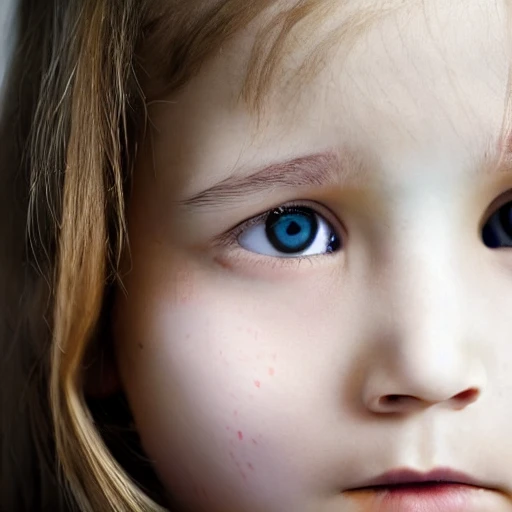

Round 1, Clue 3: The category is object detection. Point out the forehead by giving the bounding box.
[147,0,512,191]
[246,1,511,164]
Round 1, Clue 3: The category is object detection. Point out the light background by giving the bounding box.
[0,0,18,103]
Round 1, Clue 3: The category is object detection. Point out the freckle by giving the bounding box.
[201,487,208,499]
[233,410,238,417]
[229,451,235,459]
[185,334,190,340]
[247,463,254,470]
[268,367,274,376]
[237,430,244,441]
[254,380,261,388]
[225,426,231,431]
[272,353,277,360]
[137,343,143,350]
[251,438,258,445]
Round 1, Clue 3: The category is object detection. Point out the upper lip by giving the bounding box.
[349,467,490,490]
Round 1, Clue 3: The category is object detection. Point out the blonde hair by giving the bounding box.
[0,0,386,510]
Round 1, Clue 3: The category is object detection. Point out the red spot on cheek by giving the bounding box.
[237,431,244,441]
[268,367,274,376]
[254,380,261,388]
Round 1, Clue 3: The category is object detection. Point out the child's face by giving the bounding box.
[113,1,512,511]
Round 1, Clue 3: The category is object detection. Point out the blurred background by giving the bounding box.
[0,0,17,101]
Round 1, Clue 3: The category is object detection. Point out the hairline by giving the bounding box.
[141,1,397,116]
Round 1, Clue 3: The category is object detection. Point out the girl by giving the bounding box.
[2,0,512,510]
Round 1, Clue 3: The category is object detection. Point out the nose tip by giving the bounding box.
[366,386,481,414]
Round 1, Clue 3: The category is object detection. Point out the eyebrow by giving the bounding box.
[179,151,343,210]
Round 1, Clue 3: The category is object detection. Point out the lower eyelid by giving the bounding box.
[212,246,329,274]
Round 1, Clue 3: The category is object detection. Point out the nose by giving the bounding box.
[360,232,486,415]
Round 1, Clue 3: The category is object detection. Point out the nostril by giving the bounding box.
[384,395,402,403]
[380,394,415,406]
[453,388,479,403]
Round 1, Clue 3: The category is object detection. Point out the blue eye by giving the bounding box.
[482,201,512,248]
[238,206,341,257]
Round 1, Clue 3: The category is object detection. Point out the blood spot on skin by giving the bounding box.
[237,430,244,441]
[268,367,275,376]
[254,380,261,388]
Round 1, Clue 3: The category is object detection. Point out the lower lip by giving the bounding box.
[346,483,487,512]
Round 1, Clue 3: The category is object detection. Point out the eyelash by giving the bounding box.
[215,201,343,266]
[214,191,512,270]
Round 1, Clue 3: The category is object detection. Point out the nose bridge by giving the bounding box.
[385,211,461,344]
[362,200,486,411]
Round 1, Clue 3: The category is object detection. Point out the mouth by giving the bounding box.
[348,467,488,491]
[343,467,507,512]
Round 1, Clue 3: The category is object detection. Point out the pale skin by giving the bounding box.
[113,1,512,511]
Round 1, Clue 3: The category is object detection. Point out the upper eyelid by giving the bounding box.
[218,200,343,244]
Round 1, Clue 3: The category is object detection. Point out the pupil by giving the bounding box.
[286,222,301,236]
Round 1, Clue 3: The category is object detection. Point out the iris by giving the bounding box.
[482,202,512,248]
[265,207,318,254]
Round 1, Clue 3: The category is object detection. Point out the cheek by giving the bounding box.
[113,267,329,511]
